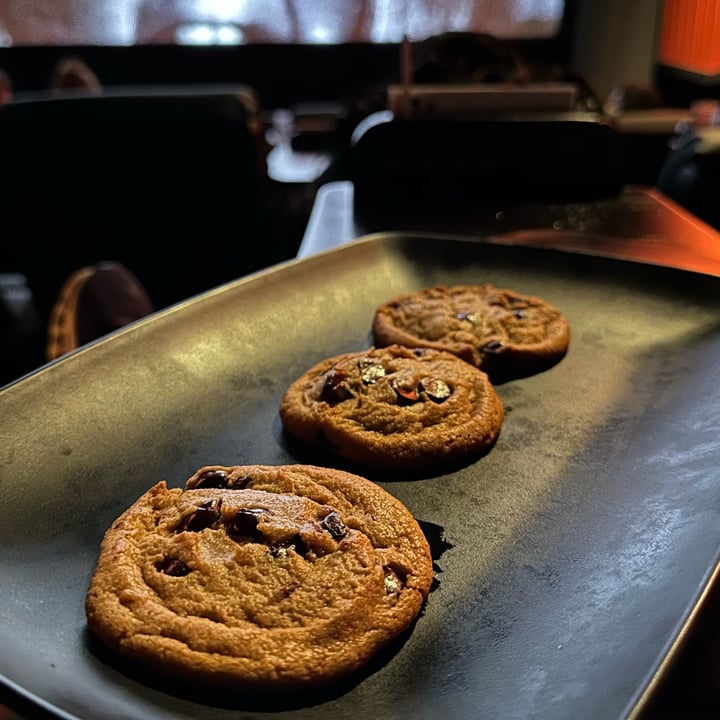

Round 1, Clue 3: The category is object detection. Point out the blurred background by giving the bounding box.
[0,0,565,46]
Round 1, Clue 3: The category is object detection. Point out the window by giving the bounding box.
[0,0,566,47]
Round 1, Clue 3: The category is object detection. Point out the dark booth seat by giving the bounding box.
[0,87,289,383]
[349,110,627,220]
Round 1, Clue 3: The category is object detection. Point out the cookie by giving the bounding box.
[85,464,433,691]
[372,284,570,382]
[279,344,503,471]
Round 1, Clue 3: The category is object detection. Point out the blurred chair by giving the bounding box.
[349,111,626,219]
[0,86,288,382]
[656,101,720,232]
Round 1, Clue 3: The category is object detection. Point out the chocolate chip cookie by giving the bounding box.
[279,344,503,471]
[372,284,570,382]
[85,464,433,691]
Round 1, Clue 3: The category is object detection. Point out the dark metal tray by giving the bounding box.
[3,233,720,720]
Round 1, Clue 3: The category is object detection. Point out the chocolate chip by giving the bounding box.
[228,475,252,490]
[419,376,451,403]
[456,311,479,324]
[292,537,310,557]
[187,469,229,489]
[358,358,386,384]
[320,511,347,540]
[226,508,265,540]
[391,377,420,403]
[178,499,222,532]
[482,340,504,354]
[321,367,352,403]
[511,308,526,319]
[157,558,191,576]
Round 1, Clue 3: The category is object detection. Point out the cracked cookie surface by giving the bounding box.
[279,345,503,471]
[372,284,570,382]
[85,464,433,690]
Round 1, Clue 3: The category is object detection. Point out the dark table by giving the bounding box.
[298,181,720,278]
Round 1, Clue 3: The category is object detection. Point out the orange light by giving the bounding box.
[659,0,720,75]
